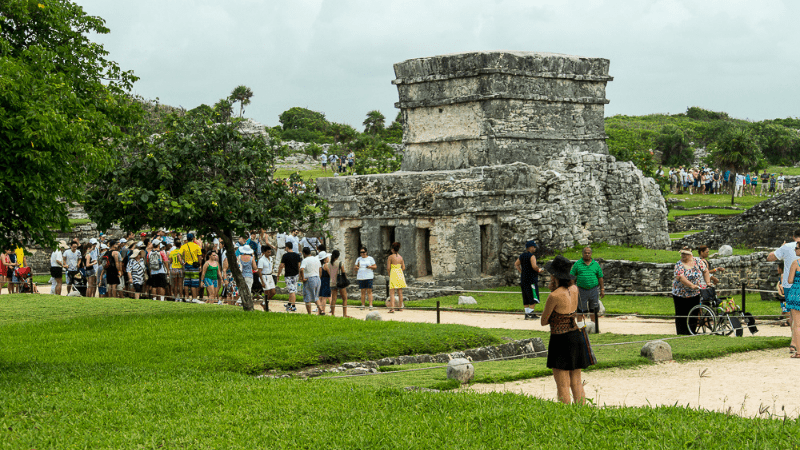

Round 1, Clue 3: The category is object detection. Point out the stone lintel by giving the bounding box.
[392,69,613,85]
[395,95,610,109]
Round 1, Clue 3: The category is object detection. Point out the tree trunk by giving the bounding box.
[218,229,254,311]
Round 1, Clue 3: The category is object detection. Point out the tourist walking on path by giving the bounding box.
[277,241,302,312]
[300,247,322,315]
[258,245,276,305]
[541,255,589,405]
[570,246,605,322]
[780,244,800,358]
[318,250,332,314]
[386,242,407,313]
[329,250,349,317]
[672,247,711,335]
[515,240,543,320]
[201,251,220,303]
[355,246,376,310]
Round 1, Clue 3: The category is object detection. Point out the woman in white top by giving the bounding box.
[354,246,377,310]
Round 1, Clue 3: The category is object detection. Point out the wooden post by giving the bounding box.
[594,310,599,334]
[436,301,440,324]
[741,282,746,313]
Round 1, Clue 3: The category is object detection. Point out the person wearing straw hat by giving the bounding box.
[672,246,711,335]
[237,244,255,303]
[540,255,588,405]
[515,239,543,320]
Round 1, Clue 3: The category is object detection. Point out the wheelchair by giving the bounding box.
[687,287,758,337]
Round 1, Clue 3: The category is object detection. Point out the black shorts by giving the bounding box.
[106,272,120,286]
[50,266,63,279]
[67,270,79,284]
[133,283,143,293]
[6,268,13,278]
[149,273,168,288]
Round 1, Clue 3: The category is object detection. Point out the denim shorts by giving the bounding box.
[358,279,373,290]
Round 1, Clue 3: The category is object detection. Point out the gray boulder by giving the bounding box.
[458,296,477,305]
[640,340,672,362]
[365,311,383,321]
[718,245,733,257]
[446,358,474,383]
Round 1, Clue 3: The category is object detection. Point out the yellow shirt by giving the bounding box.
[180,242,202,265]
[15,247,24,267]
[169,248,184,268]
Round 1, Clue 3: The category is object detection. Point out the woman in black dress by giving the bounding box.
[541,255,591,404]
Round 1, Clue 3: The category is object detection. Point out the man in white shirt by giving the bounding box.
[63,241,82,294]
[777,173,786,193]
[735,173,746,197]
[768,231,800,290]
[299,247,322,315]
[286,229,300,256]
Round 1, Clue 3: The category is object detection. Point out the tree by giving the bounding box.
[229,85,253,118]
[384,111,404,144]
[655,125,693,166]
[351,134,402,174]
[0,0,139,250]
[708,127,765,205]
[363,110,385,135]
[85,95,329,311]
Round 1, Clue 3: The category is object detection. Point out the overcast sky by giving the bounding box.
[74,0,799,131]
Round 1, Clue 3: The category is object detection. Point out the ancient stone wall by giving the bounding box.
[393,51,612,172]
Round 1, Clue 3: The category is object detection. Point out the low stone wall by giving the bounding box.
[538,253,781,300]
[668,213,738,233]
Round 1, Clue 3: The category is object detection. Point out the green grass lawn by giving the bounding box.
[668,208,745,221]
[767,165,800,176]
[273,167,336,180]
[558,242,756,263]
[669,230,704,239]
[1,294,796,447]
[665,193,765,210]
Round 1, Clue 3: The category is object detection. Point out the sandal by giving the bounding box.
[791,345,798,354]
[388,309,395,313]
[792,353,800,359]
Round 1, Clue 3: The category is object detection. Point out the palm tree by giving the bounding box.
[363,110,385,135]
[709,127,764,205]
[229,85,254,118]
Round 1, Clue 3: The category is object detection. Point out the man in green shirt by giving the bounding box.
[570,247,605,321]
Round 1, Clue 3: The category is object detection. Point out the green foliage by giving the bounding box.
[708,126,765,175]
[229,84,253,118]
[751,122,800,165]
[0,0,139,250]
[304,143,324,159]
[85,93,328,310]
[384,110,404,143]
[362,109,386,135]
[212,97,233,123]
[655,124,694,166]
[351,134,402,174]
[279,106,330,143]
[686,106,729,121]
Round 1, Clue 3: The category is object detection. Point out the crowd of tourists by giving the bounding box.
[660,166,786,197]
[2,228,409,318]
[319,149,355,175]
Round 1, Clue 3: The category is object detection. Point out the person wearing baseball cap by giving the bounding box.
[515,239,543,320]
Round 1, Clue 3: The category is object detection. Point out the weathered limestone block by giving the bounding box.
[446,358,475,383]
[641,340,672,362]
[458,296,477,305]
[365,311,382,321]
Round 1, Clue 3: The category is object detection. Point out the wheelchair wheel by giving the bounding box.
[688,304,717,335]
[716,315,739,337]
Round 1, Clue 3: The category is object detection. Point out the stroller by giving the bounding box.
[70,268,88,297]
[14,267,38,294]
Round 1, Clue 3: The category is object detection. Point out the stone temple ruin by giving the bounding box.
[318,51,670,288]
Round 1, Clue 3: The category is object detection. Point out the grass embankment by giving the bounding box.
[1,295,795,447]
[669,230,704,240]
[767,166,800,176]
[273,168,337,180]
[558,242,756,263]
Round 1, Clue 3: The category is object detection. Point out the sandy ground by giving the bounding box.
[11,286,798,418]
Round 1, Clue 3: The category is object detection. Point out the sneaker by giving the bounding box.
[217,300,224,305]
[369,306,374,311]
[290,305,297,312]
[359,306,364,310]
[284,303,291,311]
[193,299,204,304]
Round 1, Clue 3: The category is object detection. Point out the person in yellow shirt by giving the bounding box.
[180,233,203,302]
[169,240,185,301]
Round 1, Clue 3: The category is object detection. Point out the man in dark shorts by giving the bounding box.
[50,241,67,295]
[277,241,303,312]
[515,240,543,320]
[569,246,605,321]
